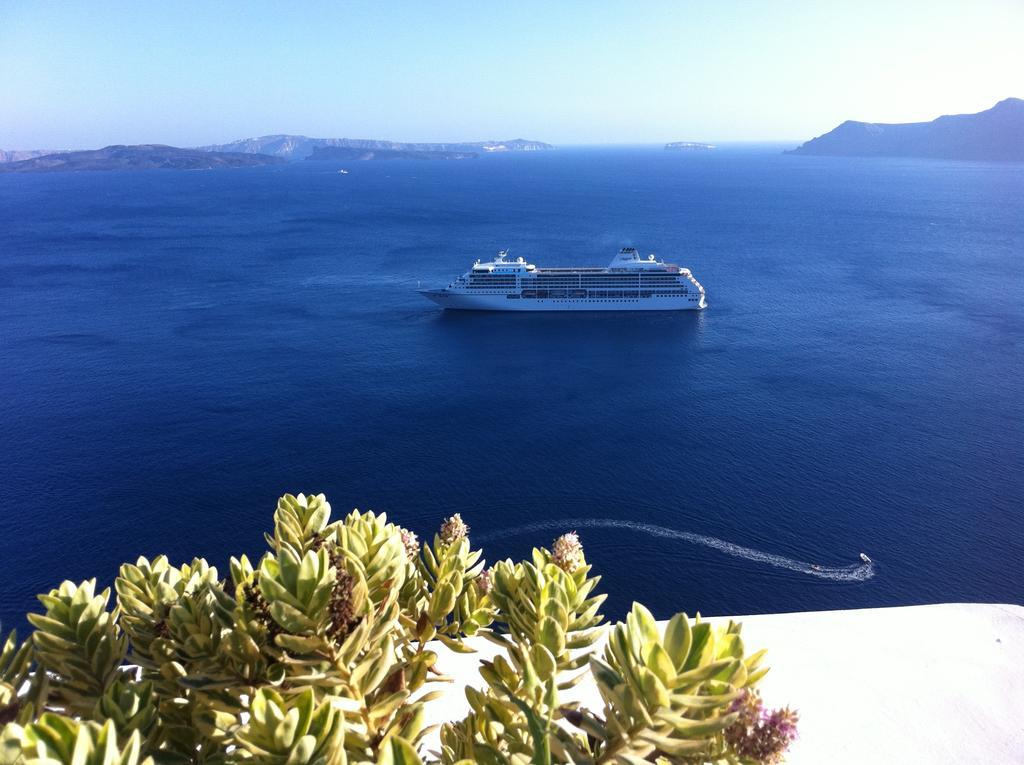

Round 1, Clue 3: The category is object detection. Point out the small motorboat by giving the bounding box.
[810,564,822,571]
[337,169,349,175]
[859,553,872,564]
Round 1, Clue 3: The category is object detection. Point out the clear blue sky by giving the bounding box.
[1,0,1021,149]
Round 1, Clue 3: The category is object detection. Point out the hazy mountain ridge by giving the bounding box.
[0,145,284,173]
[307,146,477,161]
[787,98,1024,160]
[0,149,65,163]
[665,142,715,151]
[198,135,553,159]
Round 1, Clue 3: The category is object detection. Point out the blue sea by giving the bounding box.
[1,146,1022,629]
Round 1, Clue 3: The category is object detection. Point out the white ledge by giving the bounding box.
[426,603,1024,763]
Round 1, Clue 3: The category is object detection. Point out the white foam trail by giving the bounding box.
[476,518,875,582]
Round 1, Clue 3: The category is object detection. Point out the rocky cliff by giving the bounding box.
[787,98,1024,161]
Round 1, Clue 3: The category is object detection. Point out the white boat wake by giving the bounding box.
[476,518,875,582]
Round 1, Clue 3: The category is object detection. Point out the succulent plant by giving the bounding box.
[267,493,334,558]
[564,605,771,763]
[231,687,345,765]
[440,637,564,765]
[91,680,158,747]
[28,580,127,718]
[330,509,409,613]
[233,500,436,761]
[4,715,151,765]
[411,515,493,650]
[485,540,606,680]
[0,496,795,765]
[0,630,42,726]
[114,555,221,675]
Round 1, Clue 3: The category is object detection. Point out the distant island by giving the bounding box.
[0,145,284,173]
[198,135,554,159]
[786,97,1024,161]
[307,146,476,161]
[665,142,715,151]
[0,136,554,171]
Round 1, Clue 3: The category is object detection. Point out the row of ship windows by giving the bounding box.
[466,283,686,290]
[472,282,684,288]
[464,292,684,297]
[468,274,684,280]
[471,275,679,278]
[464,290,691,296]
[470,273,680,279]
[517,290,689,298]
[507,296,699,302]
[511,298,646,303]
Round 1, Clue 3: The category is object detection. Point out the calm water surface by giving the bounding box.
[1,147,1022,627]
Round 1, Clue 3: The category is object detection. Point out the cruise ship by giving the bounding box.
[420,248,706,311]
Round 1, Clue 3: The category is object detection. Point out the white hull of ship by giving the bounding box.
[419,291,706,312]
